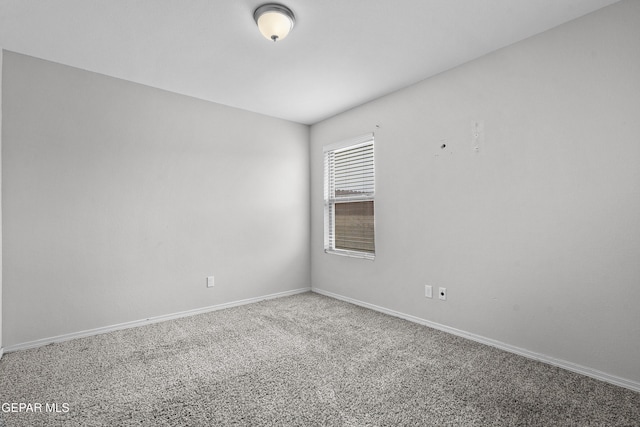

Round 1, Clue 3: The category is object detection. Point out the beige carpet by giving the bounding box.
[0,292,638,426]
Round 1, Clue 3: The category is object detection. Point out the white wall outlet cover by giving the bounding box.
[207,276,215,288]
[439,287,447,300]
[425,285,433,298]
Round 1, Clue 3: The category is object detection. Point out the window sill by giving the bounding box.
[325,249,375,261]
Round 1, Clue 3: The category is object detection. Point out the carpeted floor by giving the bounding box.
[0,292,638,426]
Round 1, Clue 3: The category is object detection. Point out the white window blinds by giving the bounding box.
[324,134,375,259]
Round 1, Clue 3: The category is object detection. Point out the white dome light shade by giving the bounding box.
[254,4,295,42]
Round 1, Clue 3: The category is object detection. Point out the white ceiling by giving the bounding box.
[0,0,620,124]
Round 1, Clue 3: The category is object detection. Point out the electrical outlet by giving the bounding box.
[207,276,215,288]
[439,287,447,301]
[425,285,433,298]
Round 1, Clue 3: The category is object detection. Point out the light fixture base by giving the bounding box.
[254,3,295,42]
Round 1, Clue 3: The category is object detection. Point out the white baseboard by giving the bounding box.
[5,287,311,354]
[312,288,640,393]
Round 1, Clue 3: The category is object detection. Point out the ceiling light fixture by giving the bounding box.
[253,3,295,42]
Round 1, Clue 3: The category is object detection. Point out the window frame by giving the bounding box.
[323,133,375,260]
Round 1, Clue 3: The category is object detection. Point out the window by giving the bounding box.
[323,134,375,259]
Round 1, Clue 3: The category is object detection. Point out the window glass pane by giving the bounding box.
[324,134,375,259]
[334,201,375,253]
[334,144,374,198]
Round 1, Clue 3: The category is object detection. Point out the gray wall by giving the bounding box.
[2,52,310,347]
[310,1,640,383]
[0,49,3,354]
